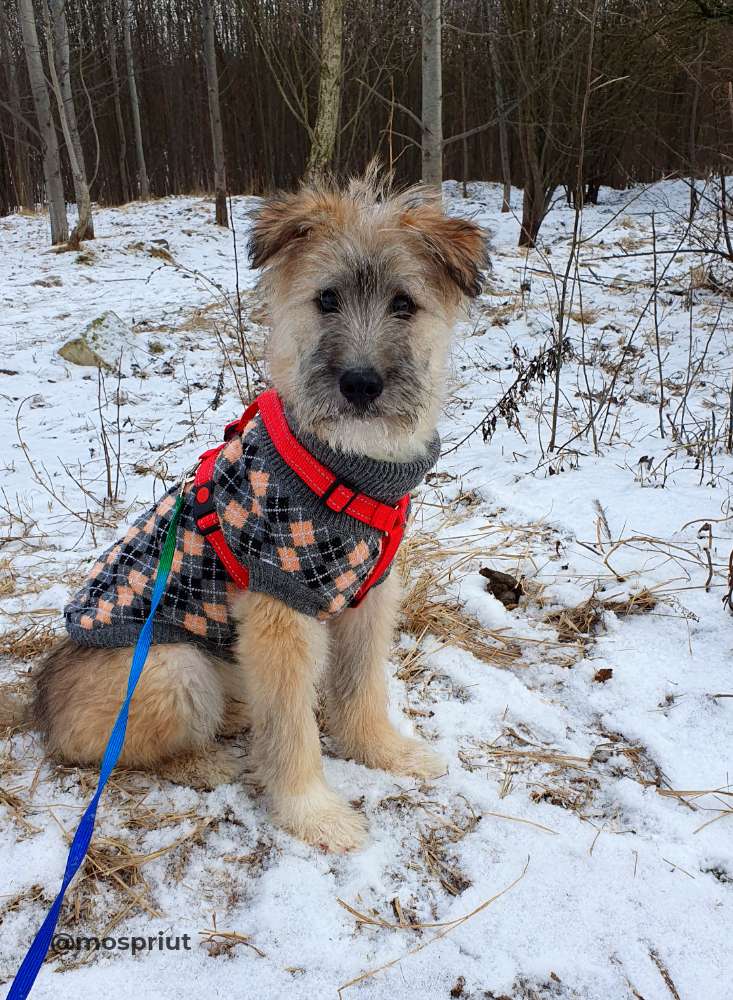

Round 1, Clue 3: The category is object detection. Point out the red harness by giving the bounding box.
[191,389,410,609]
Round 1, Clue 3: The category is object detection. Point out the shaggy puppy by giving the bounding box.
[34,172,486,851]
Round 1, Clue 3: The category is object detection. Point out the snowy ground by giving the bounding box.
[1,180,731,999]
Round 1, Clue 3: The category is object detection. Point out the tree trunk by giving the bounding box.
[487,4,511,212]
[688,36,706,223]
[48,0,94,242]
[122,0,149,199]
[108,9,131,204]
[203,0,228,226]
[0,8,34,211]
[305,0,344,181]
[18,0,68,244]
[421,0,442,190]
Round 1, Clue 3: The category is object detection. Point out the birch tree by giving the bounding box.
[306,0,344,181]
[421,0,443,189]
[122,0,149,199]
[203,0,228,226]
[47,0,94,243]
[18,0,68,244]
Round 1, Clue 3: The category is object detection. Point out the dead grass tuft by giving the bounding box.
[568,306,600,326]
[58,819,213,937]
[0,783,41,836]
[400,570,521,669]
[0,558,17,597]
[545,588,657,645]
[0,623,57,662]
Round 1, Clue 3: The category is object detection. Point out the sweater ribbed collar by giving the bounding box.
[280,410,441,506]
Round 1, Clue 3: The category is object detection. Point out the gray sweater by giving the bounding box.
[65,408,440,652]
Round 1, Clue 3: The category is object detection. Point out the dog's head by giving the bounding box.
[248,171,487,459]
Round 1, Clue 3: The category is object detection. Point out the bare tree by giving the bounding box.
[46,0,94,243]
[421,0,443,188]
[122,0,149,199]
[487,3,511,212]
[18,0,68,244]
[0,5,34,212]
[688,34,707,221]
[203,0,228,225]
[108,5,130,204]
[3,0,733,219]
[306,0,344,181]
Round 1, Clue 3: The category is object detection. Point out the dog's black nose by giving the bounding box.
[339,368,383,407]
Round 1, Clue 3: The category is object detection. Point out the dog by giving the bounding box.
[33,171,487,852]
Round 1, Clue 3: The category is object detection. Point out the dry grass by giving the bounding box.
[458,727,604,822]
[568,306,600,326]
[401,573,521,668]
[0,623,57,662]
[0,783,41,836]
[544,588,658,646]
[176,300,223,334]
[482,295,522,325]
[377,789,480,898]
[0,558,17,597]
[59,819,213,937]
[336,861,529,998]
[199,916,266,958]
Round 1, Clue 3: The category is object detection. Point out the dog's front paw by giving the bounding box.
[355,733,447,780]
[272,784,368,852]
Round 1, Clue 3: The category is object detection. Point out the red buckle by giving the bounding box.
[368,502,406,533]
[321,477,356,513]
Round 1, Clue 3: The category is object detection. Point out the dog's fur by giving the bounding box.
[33,172,486,852]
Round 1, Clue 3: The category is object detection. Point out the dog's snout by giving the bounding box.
[339,368,384,407]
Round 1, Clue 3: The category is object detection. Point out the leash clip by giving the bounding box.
[178,463,198,498]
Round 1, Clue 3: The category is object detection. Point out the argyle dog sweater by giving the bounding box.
[64,407,440,652]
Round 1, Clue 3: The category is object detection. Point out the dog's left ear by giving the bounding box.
[248,191,321,269]
[402,204,488,299]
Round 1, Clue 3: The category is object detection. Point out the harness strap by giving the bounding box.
[192,390,409,606]
[193,446,250,590]
[257,389,405,533]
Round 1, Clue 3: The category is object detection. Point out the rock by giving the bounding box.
[58,311,139,370]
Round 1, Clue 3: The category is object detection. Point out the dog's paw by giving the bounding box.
[273,784,368,853]
[158,744,247,790]
[356,734,447,780]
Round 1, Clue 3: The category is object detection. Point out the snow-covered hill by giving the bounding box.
[1,180,731,999]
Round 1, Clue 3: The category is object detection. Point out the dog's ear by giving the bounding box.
[401,203,488,299]
[248,192,317,268]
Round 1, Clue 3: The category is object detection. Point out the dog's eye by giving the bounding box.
[317,288,340,314]
[390,293,417,318]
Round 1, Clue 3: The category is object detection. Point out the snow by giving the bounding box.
[1,181,731,999]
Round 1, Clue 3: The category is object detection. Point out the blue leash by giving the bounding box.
[7,492,184,1000]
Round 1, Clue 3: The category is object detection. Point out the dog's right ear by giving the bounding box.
[248,191,320,269]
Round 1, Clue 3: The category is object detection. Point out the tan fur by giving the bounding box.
[229,590,367,850]
[29,171,486,850]
[326,572,444,778]
[34,638,230,769]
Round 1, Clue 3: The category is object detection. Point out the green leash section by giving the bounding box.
[7,490,185,1000]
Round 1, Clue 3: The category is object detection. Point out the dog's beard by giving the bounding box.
[296,365,428,436]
